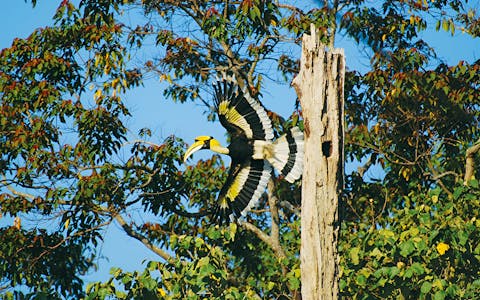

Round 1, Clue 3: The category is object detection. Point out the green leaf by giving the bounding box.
[288,276,300,290]
[350,247,361,265]
[266,281,275,291]
[370,247,383,259]
[404,268,413,279]
[410,263,425,275]
[445,284,459,297]
[140,276,157,290]
[421,281,432,294]
[468,178,478,188]
[339,279,347,290]
[442,19,449,31]
[453,185,464,199]
[434,290,446,300]
[377,277,388,287]
[458,230,469,246]
[399,240,415,257]
[355,274,367,287]
[207,227,222,240]
[389,266,400,279]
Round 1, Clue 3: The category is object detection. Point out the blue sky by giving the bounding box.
[1,0,479,286]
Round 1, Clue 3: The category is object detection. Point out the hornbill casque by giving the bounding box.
[184,74,304,223]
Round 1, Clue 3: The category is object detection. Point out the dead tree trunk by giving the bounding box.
[292,24,345,300]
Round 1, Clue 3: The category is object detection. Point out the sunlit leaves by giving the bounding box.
[280,6,333,42]
[341,185,480,299]
[341,1,479,299]
[348,58,480,187]
[86,226,276,299]
[3,0,480,299]
[0,1,138,297]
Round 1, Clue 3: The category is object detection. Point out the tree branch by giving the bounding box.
[241,221,286,260]
[267,180,280,247]
[329,0,340,48]
[356,154,375,178]
[114,213,174,262]
[426,160,453,198]
[266,180,288,275]
[241,221,269,242]
[464,139,480,184]
[1,175,36,200]
[278,200,300,217]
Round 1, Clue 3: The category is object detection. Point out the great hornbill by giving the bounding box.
[184,74,304,223]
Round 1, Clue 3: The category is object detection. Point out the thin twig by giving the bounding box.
[115,213,174,262]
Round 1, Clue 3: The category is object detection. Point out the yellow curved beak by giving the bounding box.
[183,140,206,163]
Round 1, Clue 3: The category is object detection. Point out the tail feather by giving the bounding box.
[266,127,304,183]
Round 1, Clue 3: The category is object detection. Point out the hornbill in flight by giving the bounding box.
[184,74,304,223]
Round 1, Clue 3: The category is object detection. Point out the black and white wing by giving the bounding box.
[213,75,274,141]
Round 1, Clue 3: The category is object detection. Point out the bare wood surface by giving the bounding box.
[292,24,345,300]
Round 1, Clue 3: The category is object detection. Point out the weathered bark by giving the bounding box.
[292,24,344,300]
[464,139,480,184]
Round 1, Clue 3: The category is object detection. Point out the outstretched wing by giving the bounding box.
[213,75,274,141]
[212,159,272,224]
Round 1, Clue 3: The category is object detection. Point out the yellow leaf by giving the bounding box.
[14,216,21,230]
[64,218,70,230]
[210,274,220,281]
[94,89,103,100]
[373,123,380,134]
[293,268,301,278]
[397,261,405,269]
[436,242,450,255]
[407,137,415,147]
[401,168,411,181]
[157,288,166,297]
[111,78,120,88]
[432,279,444,289]
[94,55,100,67]
[432,195,438,203]
[379,229,395,238]
[229,222,237,239]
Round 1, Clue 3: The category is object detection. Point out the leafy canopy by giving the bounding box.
[0,0,479,299]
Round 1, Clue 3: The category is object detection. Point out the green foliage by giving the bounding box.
[85,222,300,299]
[1,0,479,299]
[341,184,480,299]
[0,227,91,298]
[341,1,480,298]
[0,1,138,297]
